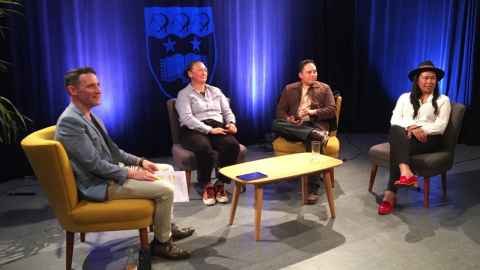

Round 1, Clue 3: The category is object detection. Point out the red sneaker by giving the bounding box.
[394,175,418,187]
[202,184,216,206]
[378,200,395,215]
[214,184,229,203]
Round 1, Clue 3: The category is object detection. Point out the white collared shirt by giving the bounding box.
[390,92,451,135]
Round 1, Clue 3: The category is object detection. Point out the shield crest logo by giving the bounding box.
[144,6,217,98]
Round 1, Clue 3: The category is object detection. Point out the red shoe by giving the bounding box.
[378,200,395,215]
[214,184,229,203]
[202,184,216,206]
[394,175,418,187]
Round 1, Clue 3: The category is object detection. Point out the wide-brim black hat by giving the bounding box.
[408,60,445,81]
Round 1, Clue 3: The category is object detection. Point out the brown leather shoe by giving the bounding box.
[150,239,190,260]
[305,193,319,204]
[310,129,329,142]
[171,224,195,242]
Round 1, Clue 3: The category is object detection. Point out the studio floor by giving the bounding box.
[1,133,480,270]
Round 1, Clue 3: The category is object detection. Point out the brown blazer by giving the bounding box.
[276,81,336,131]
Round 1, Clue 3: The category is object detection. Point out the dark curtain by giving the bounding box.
[348,0,479,133]
[1,0,479,180]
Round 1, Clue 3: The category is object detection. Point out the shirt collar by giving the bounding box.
[68,102,97,121]
[419,94,433,103]
[188,83,211,96]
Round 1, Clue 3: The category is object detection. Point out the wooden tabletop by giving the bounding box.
[219,152,343,185]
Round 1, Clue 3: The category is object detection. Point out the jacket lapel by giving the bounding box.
[293,82,303,113]
[89,113,114,155]
[69,104,112,157]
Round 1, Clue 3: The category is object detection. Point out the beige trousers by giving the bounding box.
[108,164,175,242]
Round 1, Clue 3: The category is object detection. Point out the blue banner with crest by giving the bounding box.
[145,5,217,98]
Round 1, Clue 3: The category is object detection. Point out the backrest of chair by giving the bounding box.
[442,103,465,153]
[21,126,79,227]
[167,99,181,144]
[330,95,342,137]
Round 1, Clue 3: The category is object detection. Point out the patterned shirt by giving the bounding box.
[297,85,312,121]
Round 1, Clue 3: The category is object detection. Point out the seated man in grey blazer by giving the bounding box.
[55,67,192,260]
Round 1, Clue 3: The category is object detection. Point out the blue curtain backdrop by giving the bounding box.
[349,0,479,132]
[2,0,479,167]
[214,0,293,140]
[8,0,166,155]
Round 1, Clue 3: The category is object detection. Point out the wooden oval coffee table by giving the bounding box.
[219,152,343,240]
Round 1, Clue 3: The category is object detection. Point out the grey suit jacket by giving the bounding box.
[55,103,140,201]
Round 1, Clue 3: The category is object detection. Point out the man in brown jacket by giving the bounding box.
[272,59,336,203]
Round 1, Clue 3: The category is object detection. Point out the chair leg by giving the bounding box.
[441,173,447,198]
[66,231,74,270]
[185,170,192,192]
[80,232,85,242]
[368,164,378,192]
[423,177,430,208]
[139,228,149,251]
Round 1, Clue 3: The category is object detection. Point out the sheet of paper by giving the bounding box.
[154,170,190,203]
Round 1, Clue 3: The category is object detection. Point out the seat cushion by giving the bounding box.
[411,151,452,177]
[272,137,306,155]
[273,136,340,158]
[238,144,247,162]
[368,143,390,168]
[369,143,453,176]
[71,199,154,225]
[172,144,197,169]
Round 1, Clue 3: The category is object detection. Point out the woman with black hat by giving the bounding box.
[378,60,452,215]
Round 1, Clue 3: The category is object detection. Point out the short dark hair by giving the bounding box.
[64,67,96,87]
[184,60,204,78]
[298,59,315,73]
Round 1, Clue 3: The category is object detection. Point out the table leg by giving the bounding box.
[229,181,242,225]
[301,175,308,205]
[324,169,336,218]
[254,184,264,241]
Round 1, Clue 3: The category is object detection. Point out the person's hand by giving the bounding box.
[407,129,413,139]
[225,123,237,134]
[407,125,421,132]
[286,115,303,125]
[210,127,227,135]
[128,167,157,181]
[412,128,428,143]
[142,160,159,173]
[286,115,296,124]
[298,108,309,118]
[307,109,317,116]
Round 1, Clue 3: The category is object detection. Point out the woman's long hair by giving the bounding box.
[409,75,440,118]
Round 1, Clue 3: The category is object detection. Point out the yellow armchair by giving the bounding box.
[21,126,154,270]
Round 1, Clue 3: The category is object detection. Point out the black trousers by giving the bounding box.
[388,125,442,192]
[272,119,316,144]
[180,125,240,188]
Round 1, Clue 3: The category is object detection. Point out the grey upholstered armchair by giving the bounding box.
[166,99,247,191]
[368,103,465,208]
